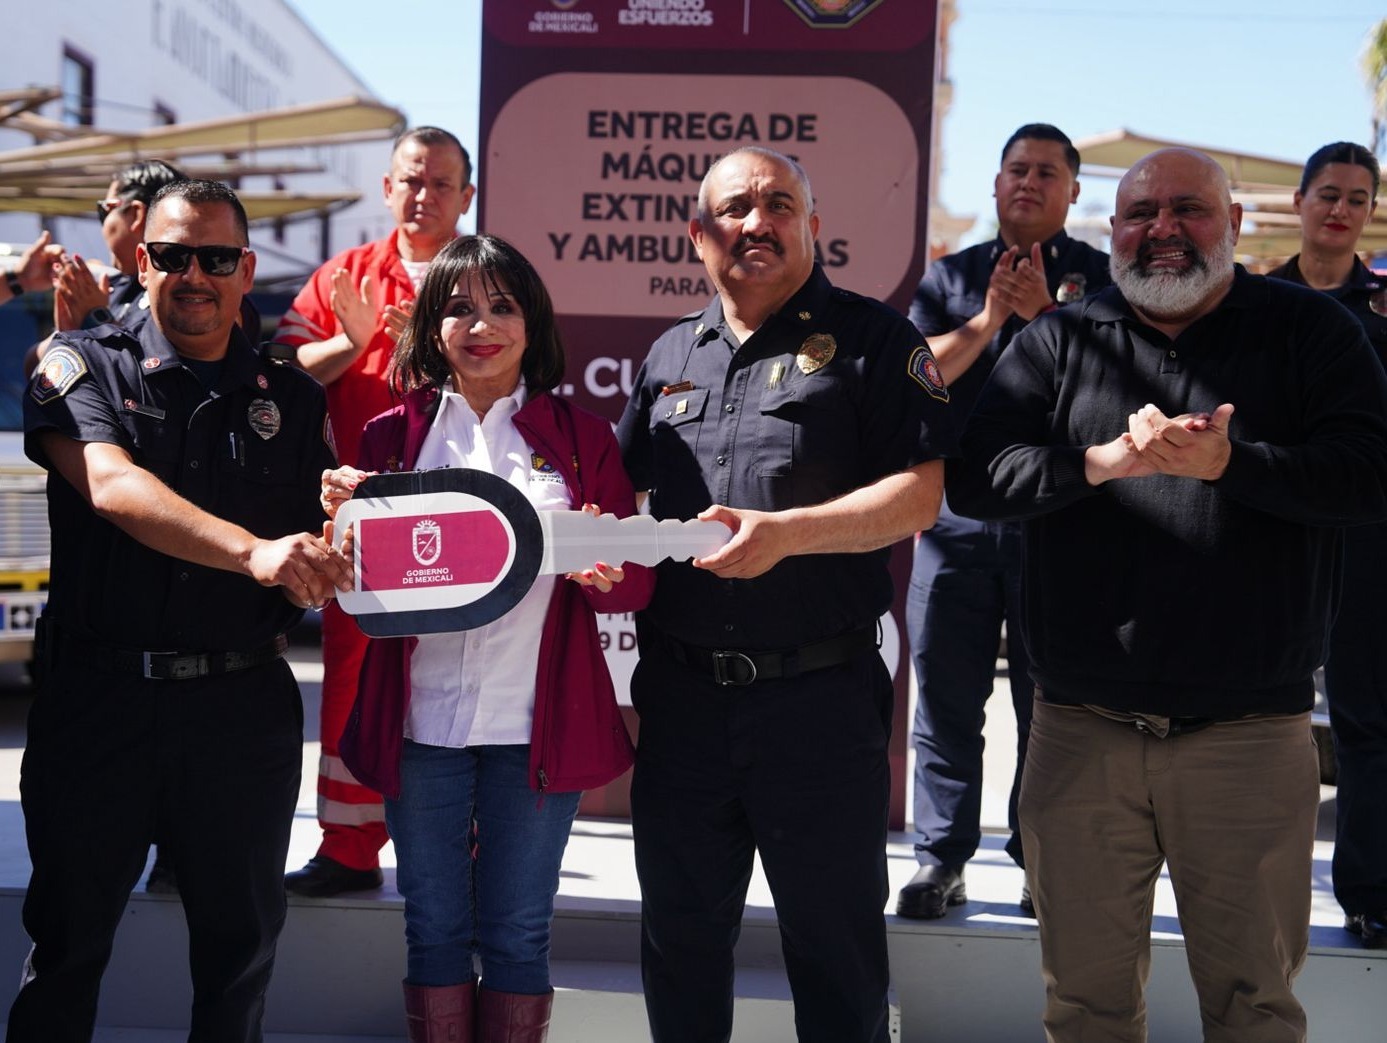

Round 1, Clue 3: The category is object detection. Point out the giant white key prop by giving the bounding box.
[333,468,731,637]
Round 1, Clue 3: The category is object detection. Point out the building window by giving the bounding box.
[60,46,94,127]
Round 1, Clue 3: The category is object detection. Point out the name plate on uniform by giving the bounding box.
[335,467,731,637]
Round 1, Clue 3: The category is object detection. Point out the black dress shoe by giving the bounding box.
[1019,883,1035,918]
[1344,911,1387,949]
[896,864,966,919]
[284,855,384,897]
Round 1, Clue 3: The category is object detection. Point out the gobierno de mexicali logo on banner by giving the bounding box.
[530,0,598,34]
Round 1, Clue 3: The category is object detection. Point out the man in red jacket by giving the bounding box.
[272,126,475,896]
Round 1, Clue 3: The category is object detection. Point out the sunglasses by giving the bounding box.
[95,197,126,222]
[145,242,252,277]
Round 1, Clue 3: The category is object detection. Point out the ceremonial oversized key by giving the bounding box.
[333,468,731,637]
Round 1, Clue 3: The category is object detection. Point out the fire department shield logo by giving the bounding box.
[412,520,442,566]
[248,399,281,440]
[1370,286,1387,317]
[796,333,837,374]
[31,345,87,404]
[783,0,885,28]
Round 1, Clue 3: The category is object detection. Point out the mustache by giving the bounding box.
[734,234,783,257]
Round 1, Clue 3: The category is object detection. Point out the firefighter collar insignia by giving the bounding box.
[248,398,282,440]
[1056,273,1087,304]
[796,333,836,375]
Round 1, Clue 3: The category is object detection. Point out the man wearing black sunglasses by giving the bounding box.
[10,179,353,1043]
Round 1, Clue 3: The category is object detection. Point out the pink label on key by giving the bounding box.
[359,510,511,593]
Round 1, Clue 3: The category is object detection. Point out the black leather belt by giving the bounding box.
[664,625,878,686]
[57,631,289,681]
[1133,715,1216,737]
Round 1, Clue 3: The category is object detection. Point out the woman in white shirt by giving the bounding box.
[324,234,653,1043]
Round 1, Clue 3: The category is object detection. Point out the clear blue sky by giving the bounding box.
[288,0,1385,247]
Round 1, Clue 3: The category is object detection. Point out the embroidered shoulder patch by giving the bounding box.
[31,345,88,404]
[907,345,949,403]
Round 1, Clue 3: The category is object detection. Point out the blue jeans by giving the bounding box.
[385,741,580,993]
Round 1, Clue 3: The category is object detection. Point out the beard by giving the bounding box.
[1110,226,1236,321]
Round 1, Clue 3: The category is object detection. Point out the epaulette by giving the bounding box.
[829,286,882,313]
[79,325,140,352]
[674,309,704,325]
[260,342,296,365]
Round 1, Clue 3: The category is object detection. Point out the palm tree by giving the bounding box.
[1364,18,1387,156]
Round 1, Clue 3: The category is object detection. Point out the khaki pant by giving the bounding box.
[1020,698,1319,1043]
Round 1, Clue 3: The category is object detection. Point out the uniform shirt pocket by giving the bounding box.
[217,429,310,537]
[757,376,857,501]
[123,409,180,485]
[648,386,710,467]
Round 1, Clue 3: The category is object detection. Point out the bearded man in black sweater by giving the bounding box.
[950,147,1387,1043]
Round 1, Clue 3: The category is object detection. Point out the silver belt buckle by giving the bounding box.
[711,650,757,686]
[143,651,207,680]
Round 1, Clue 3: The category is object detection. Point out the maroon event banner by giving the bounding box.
[479,0,937,825]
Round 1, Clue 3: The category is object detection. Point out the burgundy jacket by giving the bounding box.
[338,387,654,797]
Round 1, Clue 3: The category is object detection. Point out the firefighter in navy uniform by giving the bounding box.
[617,147,955,1043]
[8,180,352,1043]
[899,123,1111,920]
[1267,142,1387,949]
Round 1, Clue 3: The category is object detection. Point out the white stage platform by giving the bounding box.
[0,643,1382,1042]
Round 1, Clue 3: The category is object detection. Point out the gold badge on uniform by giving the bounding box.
[796,333,836,374]
[248,398,282,441]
